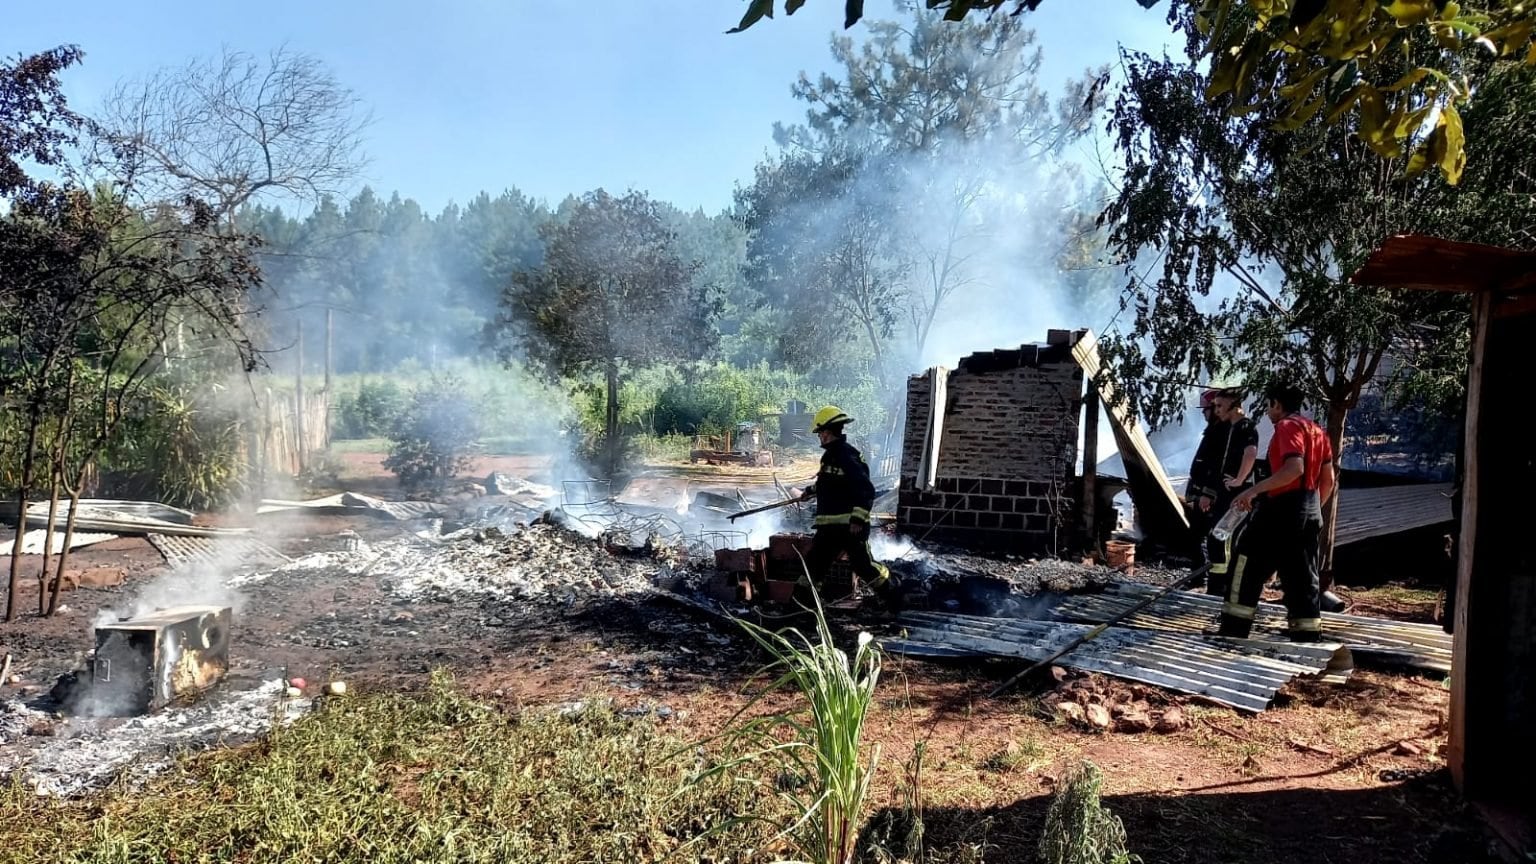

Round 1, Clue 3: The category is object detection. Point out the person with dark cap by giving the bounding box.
[795,406,901,609]
[1183,388,1227,569]
[1203,388,1260,596]
[1220,384,1337,641]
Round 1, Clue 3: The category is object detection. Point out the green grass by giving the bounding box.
[328,437,391,454]
[0,674,788,864]
[328,436,541,457]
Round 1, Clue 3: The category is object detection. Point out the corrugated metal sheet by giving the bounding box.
[1332,483,1454,546]
[0,530,118,556]
[1051,583,1452,673]
[147,534,289,571]
[256,493,448,521]
[885,611,1350,713]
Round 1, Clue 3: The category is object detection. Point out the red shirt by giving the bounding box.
[1266,415,1332,496]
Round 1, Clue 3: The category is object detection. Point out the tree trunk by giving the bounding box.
[37,469,61,615]
[605,360,620,477]
[47,487,84,617]
[1320,401,1350,584]
[6,414,42,621]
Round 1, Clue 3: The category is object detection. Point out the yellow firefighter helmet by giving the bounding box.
[811,405,854,432]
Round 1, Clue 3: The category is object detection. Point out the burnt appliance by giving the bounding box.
[88,605,232,716]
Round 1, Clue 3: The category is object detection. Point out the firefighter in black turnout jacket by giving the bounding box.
[796,406,900,608]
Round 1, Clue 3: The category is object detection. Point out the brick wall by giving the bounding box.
[898,333,1084,554]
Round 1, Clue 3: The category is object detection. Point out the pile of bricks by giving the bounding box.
[701,533,855,605]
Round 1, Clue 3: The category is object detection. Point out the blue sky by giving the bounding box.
[6,0,1175,215]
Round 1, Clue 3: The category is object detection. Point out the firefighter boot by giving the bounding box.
[868,571,904,614]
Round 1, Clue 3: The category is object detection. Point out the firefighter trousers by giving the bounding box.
[1203,491,1251,596]
[796,524,890,603]
[1217,490,1324,642]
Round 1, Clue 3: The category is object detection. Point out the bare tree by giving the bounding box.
[99,45,370,220]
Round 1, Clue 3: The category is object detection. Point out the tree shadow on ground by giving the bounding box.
[890,769,1510,864]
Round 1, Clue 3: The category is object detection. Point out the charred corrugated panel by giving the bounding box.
[147,534,289,571]
[85,606,232,716]
[885,611,1349,712]
[1051,583,1452,673]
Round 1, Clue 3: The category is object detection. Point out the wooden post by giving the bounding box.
[294,318,307,473]
[1081,386,1100,553]
[1450,288,1536,825]
[324,307,334,448]
[1447,289,1489,792]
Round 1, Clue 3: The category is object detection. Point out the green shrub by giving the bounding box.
[384,376,481,490]
[1038,761,1140,864]
[334,379,407,439]
[105,383,247,510]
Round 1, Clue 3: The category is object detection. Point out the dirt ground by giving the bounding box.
[0,452,1508,863]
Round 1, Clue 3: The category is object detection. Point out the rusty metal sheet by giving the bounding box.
[886,610,1350,712]
[1350,234,1536,294]
[1051,582,1452,673]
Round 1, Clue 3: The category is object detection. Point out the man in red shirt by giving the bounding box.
[1221,384,1337,641]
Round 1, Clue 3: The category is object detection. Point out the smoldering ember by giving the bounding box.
[1,5,1530,863]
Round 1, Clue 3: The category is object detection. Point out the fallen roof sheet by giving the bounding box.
[1,500,195,526]
[256,493,447,521]
[1332,482,1453,546]
[1051,582,1452,673]
[147,534,290,571]
[19,510,247,537]
[885,611,1350,712]
[0,530,118,556]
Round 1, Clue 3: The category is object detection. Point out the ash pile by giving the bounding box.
[254,518,697,610]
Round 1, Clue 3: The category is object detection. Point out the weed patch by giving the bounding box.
[0,674,786,863]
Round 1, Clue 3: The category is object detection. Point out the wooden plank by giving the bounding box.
[916,366,948,491]
[1449,289,1490,791]
[1081,386,1100,548]
[1070,331,1190,538]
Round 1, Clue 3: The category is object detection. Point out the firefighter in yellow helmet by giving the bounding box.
[796,406,900,609]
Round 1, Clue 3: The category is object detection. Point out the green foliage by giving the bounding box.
[244,186,549,375]
[107,384,248,511]
[383,376,482,490]
[333,378,408,438]
[685,586,883,864]
[0,674,787,863]
[726,0,1536,185]
[494,188,721,474]
[1095,19,1508,437]
[1038,760,1140,864]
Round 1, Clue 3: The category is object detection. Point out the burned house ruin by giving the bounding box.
[897,327,1191,558]
[898,329,1088,555]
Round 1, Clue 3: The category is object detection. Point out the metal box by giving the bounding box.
[90,605,231,716]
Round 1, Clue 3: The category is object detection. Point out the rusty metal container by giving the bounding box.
[89,605,231,716]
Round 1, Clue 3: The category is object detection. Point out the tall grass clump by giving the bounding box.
[684,585,883,864]
[1038,760,1140,864]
